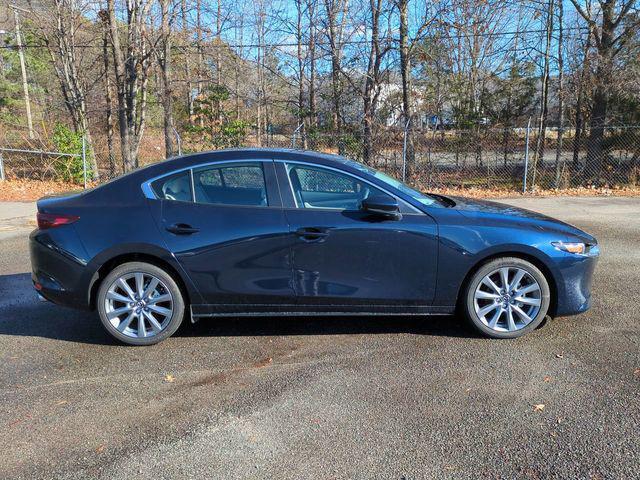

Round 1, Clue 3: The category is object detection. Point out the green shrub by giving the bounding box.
[213,120,251,148]
[52,123,91,183]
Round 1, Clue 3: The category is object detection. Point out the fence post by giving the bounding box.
[172,126,182,156]
[82,135,87,189]
[402,117,410,182]
[291,123,303,149]
[523,117,532,193]
[0,153,4,181]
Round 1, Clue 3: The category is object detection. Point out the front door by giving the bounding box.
[279,162,438,307]
[148,160,294,313]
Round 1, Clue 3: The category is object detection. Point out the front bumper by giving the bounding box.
[553,246,599,317]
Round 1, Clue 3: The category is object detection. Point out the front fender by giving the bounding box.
[433,223,565,307]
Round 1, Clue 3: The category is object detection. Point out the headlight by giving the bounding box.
[551,242,599,256]
[551,241,586,255]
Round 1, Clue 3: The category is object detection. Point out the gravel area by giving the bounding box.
[0,197,638,479]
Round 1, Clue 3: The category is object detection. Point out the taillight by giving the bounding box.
[36,212,79,230]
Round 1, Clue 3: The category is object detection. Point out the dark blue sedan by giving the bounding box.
[30,149,599,345]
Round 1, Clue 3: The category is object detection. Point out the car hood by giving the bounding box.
[447,196,597,244]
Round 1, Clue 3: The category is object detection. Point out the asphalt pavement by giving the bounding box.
[0,197,638,479]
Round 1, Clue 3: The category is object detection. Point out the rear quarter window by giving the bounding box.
[151,171,193,202]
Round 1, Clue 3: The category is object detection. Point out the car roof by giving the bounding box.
[172,148,352,169]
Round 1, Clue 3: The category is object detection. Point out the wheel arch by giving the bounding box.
[456,249,559,317]
[88,252,193,311]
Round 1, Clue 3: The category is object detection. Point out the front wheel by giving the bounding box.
[97,262,185,345]
[462,257,551,339]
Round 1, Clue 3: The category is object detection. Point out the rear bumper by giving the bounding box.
[553,248,599,317]
[30,230,91,310]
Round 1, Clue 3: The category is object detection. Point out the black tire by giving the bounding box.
[462,257,551,339]
[97,261,185,345]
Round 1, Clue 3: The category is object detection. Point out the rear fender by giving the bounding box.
[85,243,205,309]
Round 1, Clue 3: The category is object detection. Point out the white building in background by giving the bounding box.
[377,82,454,130]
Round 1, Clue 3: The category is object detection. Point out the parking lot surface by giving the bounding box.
[1,197,638,479]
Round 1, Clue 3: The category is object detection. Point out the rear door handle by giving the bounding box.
[295,227,329,241]
[166,223,199,235]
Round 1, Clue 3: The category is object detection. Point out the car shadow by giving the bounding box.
[0,273,117,346]
[0,272,476,345]
[182,314,472,339]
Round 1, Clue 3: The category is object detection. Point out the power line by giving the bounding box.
[0,26,590,51]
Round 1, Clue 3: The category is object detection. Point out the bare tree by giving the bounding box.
[181,0,195,123]
[295,0,308,148]
[36,0,99,177]
[103,0,154,171]
[100,5,116,175]
[323,0,349,138]
[361,0,391,164]
[157,0,176,158]
[306,0,318,130]
[396,0,439,174]
[532,0,555,190]
[554,0,565,187]
[569,0,640,178]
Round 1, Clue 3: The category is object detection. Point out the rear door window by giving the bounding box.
[193,163,268,207]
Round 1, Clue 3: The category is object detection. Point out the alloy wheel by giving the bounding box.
[104,272,174,339]
[473,266,542,333]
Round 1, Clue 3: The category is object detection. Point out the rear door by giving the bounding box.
[147,160,294,314]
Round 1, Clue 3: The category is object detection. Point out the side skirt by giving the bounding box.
[190,304,455,321]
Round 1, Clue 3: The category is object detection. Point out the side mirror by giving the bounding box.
[361,195,401,220]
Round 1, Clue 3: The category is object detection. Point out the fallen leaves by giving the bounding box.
[95,444,106,454]
[533,404,546,413]
[0,179,82,202]
[7,414,32,428]
[254,357,273,368]
[164,374,175,383]
[634,368,640,377]
[543,375,552,383]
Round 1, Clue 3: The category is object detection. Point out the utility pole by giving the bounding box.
[11,5,34,140]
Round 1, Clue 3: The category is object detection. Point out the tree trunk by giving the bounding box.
[573,31,591,169]
[103,0,150,171]
[181,0,194,124]
[101,16,116,175]
[531,0,554,190]
[295,0,307,149]
[307,0,317,131]
[159,0,175,158]
[398,0,414,175]
[554,0,564,188]
[324,0,348,144]
[361,0,384,165]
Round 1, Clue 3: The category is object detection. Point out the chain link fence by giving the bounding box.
[1,125,639,193]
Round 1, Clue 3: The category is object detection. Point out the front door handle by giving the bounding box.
[295,227,329,241]
[166,223,199,235]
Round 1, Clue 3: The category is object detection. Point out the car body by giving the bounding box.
[30,148,599,344]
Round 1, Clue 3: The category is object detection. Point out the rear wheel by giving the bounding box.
[97,262,185,345]
[463,257,550,338]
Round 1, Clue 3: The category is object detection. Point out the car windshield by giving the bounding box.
[341,159,438,206]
